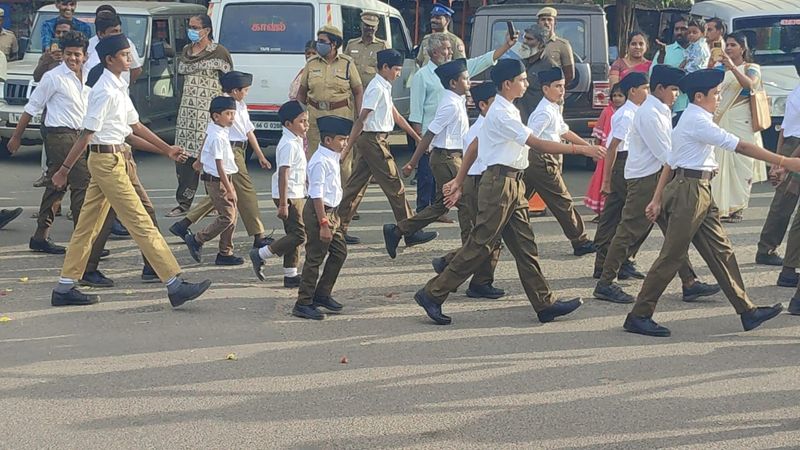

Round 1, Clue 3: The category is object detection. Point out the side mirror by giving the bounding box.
[18,36,29,59]
[150,40,166,61]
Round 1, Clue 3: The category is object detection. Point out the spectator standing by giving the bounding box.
[609,31,652,86]
[41,0,92,48]
[516,25,553,124]
[0,9,18,60]
[706,17,726,68]
[536,7,574,85]
[653,16,690,123]
[416,3,466,67]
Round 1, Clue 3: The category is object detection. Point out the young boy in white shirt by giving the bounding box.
[183,96,241,266]
[292,116,353,320]
[250,100,309,288]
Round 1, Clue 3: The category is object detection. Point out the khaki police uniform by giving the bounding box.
[345,37,387,89]
[416,30,465,67]
[757,136,800,257]
[0,28,18,59]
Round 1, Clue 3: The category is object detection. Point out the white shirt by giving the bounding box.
[478,94,532,170]
[626,94,671,180]
[85,35,142,85]
[670,103,739,171]
[783,85,800,139]
[527,97,569,143]
[361,74,394,132]
[272,127,307,199]
[25,62,88,129]
[229,97,255,142]
[428,89,469,150]
[609,100,638,153]
[307,145,342,207]
[201,122,238,178]
[83,69,138,145]
[464,115,488,176]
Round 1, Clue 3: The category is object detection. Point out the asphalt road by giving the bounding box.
[1,146,800,449]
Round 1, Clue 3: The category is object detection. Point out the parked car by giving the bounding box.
[0,1,206,158]
[208,0,416,146]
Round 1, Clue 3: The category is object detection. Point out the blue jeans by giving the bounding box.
[416,152,436,212]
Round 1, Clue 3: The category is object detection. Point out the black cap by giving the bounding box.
[619,71,649,94]
[650,65,685,89]
[209,96,237,114]
[538,67,564,85]
[220,71,253,92]
[490,58,525,86]
[317,116,353,136]
[86,63,104,88]
[435,58,468,87]
[95,33,130,61]
[377,49,404,68]
[470,81,497,104]
[278,100,306,125]
[678,69,724,95]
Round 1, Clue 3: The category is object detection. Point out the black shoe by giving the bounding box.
[414,289,451,325]
[755,252,784,266]
[110,219,130,237]
[79,270,114,288]
[313,295,343,312]
[0,207,23,229]
[352,214,360,220]
[592,267,602,279]
[51,287,100,306]
[788,297,800,315]
[383,224,402,259]
[253,236,274,248]
[777,272,799,288]
[215,253,244,266]
[682,281,721,302]
[168,279,212,308]
[292,303,325,320]
[618,261,645,280]
[594,282,634,304]
[741,304,784,331]
[100,249,110,258]
[184,233,202,263]
[404,230,438,247]
[537,298,583,323]
[466,283,506,299]
[283,275,301,288]
[344,233,361,245]
[573,241,597,256]
[623,314,671,337]
[142,265,159,283]
[432,256,448,274]
[249,247,266,281]
[30,237,66,254]
[169,222,190,242]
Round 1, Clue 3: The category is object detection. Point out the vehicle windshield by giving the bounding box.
[733,15,800,66]
[29,13,148,57]
[219,3,314,54]
[491,19,586,59]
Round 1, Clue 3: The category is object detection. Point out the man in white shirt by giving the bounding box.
[594,65,718,305]
[7,31,89,255]
[525,67,595,256]
[85,11,142,86]
[48,34,212,309]
[625,69,800,337]
[338,49,437,248]
[412,58,605,326]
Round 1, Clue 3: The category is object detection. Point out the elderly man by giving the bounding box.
[537,6,574,86]
[516,24,554,123]
[415,3,466,67]
[0,9,18,61]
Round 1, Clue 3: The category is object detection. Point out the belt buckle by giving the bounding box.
[318,100,329,110]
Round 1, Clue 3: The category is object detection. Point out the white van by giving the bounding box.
[208,0,415,145]
[691,0,800,147]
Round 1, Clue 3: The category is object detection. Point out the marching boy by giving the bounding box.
[249,100,309,288]
[291,116,353,321]
[183,96,241,265]
[171,71,273,250]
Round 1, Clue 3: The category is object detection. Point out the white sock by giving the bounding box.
[283,267,297,277]
[55,277,75,293]
[258,245,274,260]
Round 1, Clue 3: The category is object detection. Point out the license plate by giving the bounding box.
[252,121,282,130]
[8,112,41,126]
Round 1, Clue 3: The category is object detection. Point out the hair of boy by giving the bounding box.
[95,10,121,35]
[278,100,306,127]
[209,96,237,116]
[55,18,74,30]
[95,4,116,16]
[377,48,404,71]
[59,30,89,53]
[687,17,706,33]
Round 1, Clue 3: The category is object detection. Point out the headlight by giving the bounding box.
[770,96,787,117]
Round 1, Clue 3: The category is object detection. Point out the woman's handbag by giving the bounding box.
[749,65,771,132]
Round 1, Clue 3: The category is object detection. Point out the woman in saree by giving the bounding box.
[609,31,652,86]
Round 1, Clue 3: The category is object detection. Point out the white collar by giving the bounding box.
[207,122,229,136]
[101,68,129,90]
[316,145,341,161]
[282,126,302,142]
[375,73,393,89]
[685,102,712,120]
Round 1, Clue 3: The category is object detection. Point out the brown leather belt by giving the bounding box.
[434,147,462,154]
[47,127,80,134]
[363,131,389,138]
[230,141,247,149]
[675,167,715,180]
[488,164,523,180]
[88,144,125,153]
[615,151,628,161]
[309,99,348,111]
[200,173,231,182]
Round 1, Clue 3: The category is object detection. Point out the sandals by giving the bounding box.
[165,206,188,218]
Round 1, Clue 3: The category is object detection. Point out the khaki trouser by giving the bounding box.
[632,173,756,317]
[175,156,200,211]
[62,151,181,282]
[338,132,414,232]
[398,148,468,235]
[185,145,265,237]
[195,177,237,256]
[270,198,306,269]
[425,165,555,311]
[33,131,89,241]
[297,201,347,305]
[86,149,157,273]
[600,172,697,284]
[757,136,800,255]
[524,152,590,249]
[442,174,501,286]
[593,155,644,270]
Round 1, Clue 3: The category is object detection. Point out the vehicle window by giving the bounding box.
[733,15,800,66]
[173,16,189,53]
[219,3,314,54]
[341,6,388,44]
[29,13,148,57]
[491,19,586,59]
[152,18,170,45]
[389,16,411,58]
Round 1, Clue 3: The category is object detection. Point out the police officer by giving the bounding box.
[536,6,575,86]
[0,9,18,60]
[345,12,388,89]
[415,3,466,67]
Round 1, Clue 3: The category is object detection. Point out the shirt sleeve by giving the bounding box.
[124,96,140,125]
[82,90,113,132]
[560,41,575,67]
[361,83,379,112]
[638,113,671,164]
[408,71,425,124]
[527,109,553,138]
[505,116,534,146]
[466,51,496,77]
[23,72,55,116]
[276,142,291,168]
[693,116,740,151]
[307,161,325,199]
[610,110,632,141]
[426,101,455,135]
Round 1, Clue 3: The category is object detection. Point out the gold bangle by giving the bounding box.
[571,143,576,154]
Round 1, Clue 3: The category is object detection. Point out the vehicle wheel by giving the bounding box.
[0,138,11,159]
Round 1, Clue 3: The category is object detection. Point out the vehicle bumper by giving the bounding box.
[0,106,43,143]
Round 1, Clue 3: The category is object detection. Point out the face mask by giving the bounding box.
[315,41,332,57]
[187,29,202,43]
